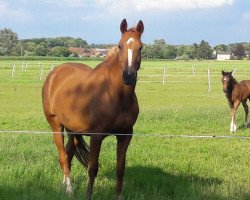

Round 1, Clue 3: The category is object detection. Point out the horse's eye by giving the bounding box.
[118,44,122,49]
[139,46,143,51]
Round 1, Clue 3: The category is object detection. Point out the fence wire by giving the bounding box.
[0,130,249,139]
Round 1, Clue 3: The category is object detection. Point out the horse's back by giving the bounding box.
[239,80,250,100]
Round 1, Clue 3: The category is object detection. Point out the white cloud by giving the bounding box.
[95,0,234,13]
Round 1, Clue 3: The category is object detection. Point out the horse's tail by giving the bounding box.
[74,135,90,168]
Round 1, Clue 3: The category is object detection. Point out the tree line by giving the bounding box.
[0,28,249,59]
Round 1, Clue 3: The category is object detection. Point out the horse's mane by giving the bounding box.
[228,73,238,85]
[105,46,119,60]
[105,27,138,60]
[226,73,238,97]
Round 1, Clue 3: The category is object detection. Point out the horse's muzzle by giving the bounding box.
[223,87,227,93]
[123,70,137,85]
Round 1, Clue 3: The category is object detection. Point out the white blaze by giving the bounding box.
[128,48,133,68]
[126,38,134,68]
[126,37,134,45]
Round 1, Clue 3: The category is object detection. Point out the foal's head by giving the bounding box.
[221,70,237,93]
[118,19,144,85]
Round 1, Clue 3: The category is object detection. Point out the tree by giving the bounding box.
[214,44,228,52]
[0,28,19,56]
[177,45,187,57]
[34,42,48,56]
[196,40,213,59]
[142,44,154,59]
[184,45,196,59]
[50,46,70,57]
[243,43,250,58]
[24,42,36,52]
[163,45,177,59]
[232,43,246,60]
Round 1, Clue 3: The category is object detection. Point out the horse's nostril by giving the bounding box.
[123,70,137,85]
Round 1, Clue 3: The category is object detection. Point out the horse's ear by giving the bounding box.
[120,19,127,34]
[222,70,225,75]
[136,20,144,34]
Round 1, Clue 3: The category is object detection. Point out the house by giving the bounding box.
[68,47,108,58]
[217,53,232,61]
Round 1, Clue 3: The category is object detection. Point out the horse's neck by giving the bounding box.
[98,52,136,95]
[226,80,237,99]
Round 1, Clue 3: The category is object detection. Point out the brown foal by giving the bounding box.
[221,70,250,132]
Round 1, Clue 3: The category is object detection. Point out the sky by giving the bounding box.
[0,0,249,46]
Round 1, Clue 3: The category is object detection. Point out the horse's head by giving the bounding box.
[221,70,233,93]
[118,19,144,86]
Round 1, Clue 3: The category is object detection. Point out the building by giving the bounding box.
[217,53,232,61]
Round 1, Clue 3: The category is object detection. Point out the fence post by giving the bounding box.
[162,67,166,84]
[192,64,195,76]
[208,68,211,92]
[11,64,15,78]
[25,62,27,71]
[232,68,237,76]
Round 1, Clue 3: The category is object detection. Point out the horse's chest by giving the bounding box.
[90,98,139,132]
[112,110,138,131]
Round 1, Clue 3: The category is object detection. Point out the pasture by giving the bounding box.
[0,59,249,200]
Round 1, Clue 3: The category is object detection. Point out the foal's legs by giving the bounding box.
[242,100,249,128]
[230,100,240,132]
[116,135,132,200]
[86,135,104,199]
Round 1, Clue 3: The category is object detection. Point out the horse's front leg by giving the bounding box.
[86,135,104,200]
[242,100,249,128]
[116,134,132,200]
[230,100,240,132]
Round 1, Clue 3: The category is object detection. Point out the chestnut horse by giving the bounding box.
[221,70,250,132]
[42,19,144,199]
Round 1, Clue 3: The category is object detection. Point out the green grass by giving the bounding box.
[0,59,249,200]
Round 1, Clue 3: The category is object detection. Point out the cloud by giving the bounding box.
[95,0,234,13]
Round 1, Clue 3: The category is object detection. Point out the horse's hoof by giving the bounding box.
[244,122,249,128]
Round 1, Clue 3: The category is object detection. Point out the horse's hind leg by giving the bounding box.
[242,100,249,128]
[65,131,78,172]
[49,117,73,194]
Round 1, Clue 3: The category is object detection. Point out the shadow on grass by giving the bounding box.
[1,166,249,200]
[93,165,247,200]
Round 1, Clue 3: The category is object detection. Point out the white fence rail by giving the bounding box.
[0,61,247,92]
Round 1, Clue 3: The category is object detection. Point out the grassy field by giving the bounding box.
[0,59,249,200]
